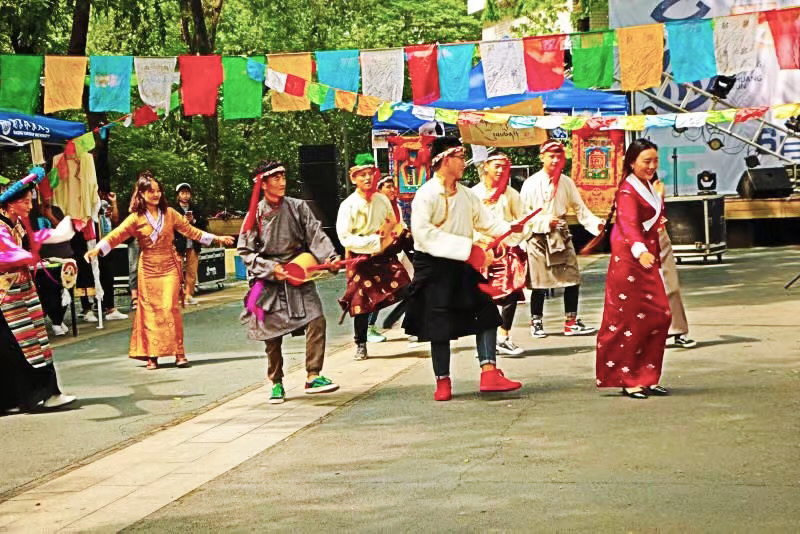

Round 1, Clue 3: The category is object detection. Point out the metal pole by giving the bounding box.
[672,148,679,197]
[342,118,351,196]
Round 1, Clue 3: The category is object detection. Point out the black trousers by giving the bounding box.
[530,285,580,318]
[498,292,521,331]
[353,313,370,344]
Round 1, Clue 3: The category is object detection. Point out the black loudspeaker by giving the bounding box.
[737,167,793,199]
[665,196,725,247]
[298,145,342,251]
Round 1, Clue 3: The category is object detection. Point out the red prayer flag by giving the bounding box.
[523,35,566,91]
[405,44,440,105]
[284,74,307,97]
[133,105,159,127]
[734,106,769,123]
[766,8,800,69]
[457,111,483,125]
[178,55,223,116]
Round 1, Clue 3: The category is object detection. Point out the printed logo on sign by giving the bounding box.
[0,120,10,135]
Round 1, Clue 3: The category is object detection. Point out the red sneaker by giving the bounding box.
[434,377,452,401]
[480,369,522,392]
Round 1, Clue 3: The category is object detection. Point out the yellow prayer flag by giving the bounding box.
[267,53,312,112]
[616,115,647,131]
[481,112,511,124]
[356,94,381,116]
[617,25,664,91]
[335,90,357,112]
[44,56,88,113]
[772,103,800,119]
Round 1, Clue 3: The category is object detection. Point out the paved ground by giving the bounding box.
[1,247,799,532]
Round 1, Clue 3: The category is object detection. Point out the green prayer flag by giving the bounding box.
[571,32,615,89]
[706,109,736,123]
[222,56,264,120]
[48,167,59,189]
[377,102,394,122]
[560,116,588,130]
[434,108,459,124]
[169,90,180,112]
[0,55,44,115]
[73,132,96,155]
[308,83,330,106]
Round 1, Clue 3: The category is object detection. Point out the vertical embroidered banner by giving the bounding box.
[713,13,758,76]
[134,57,177,113]
[315,50,360,111]
[406,44,440,105]
[665,19,717,84]
[44,56,88,113]
[571,129,625,217]
[479,40,527,98]
[222,56,264,120]
[437,43,474,102]
[0,55,43,115]
[268,53,312,111]
[89,56,133,113]
[361,49,405,102]
[766,7,800,70]
[571,32,615,89]
[178,55,223,116]
[617,24,664,91]
[522,35,566,91]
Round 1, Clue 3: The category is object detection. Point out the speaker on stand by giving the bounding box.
[736,167,793,199]
[298,144,342,253]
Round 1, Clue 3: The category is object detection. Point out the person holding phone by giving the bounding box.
[174,183,207,305]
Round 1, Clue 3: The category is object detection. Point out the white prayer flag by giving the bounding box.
[361,49,405,101]
[411,105,436,121]
[134,58,177,113]
[713,13,758,76]
[479,40,527,98]
[266,68,288,92]
[534,115,565,129]
[674,112,709,129]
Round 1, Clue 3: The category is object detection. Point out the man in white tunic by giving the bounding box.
[520,141,604,339]
[402,137,523,401]
[471,153,527,356]
[336,154,411,361]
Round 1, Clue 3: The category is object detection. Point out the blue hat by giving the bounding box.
[0,167,45,204]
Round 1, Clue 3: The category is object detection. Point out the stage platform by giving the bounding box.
[723,195,800,219]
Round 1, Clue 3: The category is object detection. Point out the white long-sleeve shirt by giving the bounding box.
[411,174,510,262]
[470,181,524,246]
[336,192,395,255]
[519,170,603,236]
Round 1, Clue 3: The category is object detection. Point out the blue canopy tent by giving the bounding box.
[0,111,86,145]
[373,62,628,131]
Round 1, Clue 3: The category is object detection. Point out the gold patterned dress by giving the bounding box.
[98,208,213,360]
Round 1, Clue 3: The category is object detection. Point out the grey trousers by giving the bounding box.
[264,316,326,383]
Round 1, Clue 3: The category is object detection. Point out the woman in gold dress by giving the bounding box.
[85,172,234,370]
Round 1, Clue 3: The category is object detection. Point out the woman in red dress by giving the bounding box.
[596,139,672,399]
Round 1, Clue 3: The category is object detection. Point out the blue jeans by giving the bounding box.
[430,328,497,378]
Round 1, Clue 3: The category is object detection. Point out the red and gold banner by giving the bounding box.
[571,129,625,217]
[387,135,435,200]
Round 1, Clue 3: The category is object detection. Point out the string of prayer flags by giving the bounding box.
[361,49,405,102]
[617,24,664,91]
[0,55,43,115]
[765,8,800,70]
[406,44,440,105]
[88,56,133,113]
[437,44,474,102]
[268,53,312,111]
[571,32,615,89]
[665,19,717,84]
[713,13,758,76]
[356,94,381,117]
[334,89,357,111]
[522,35,566,91]
[43,56,88,113]
[222,56,264,120]
[315,50,360,111]
[134,57,177,114]
[479,40,527,98]
[178,55,223,116]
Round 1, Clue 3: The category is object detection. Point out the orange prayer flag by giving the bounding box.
[335,90,357,111]
[267,53,312,111]
[356,94,381,116]
[617,24,664,91]
[44,56,88,113]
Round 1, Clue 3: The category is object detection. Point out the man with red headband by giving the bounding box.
[336,154,411,361]
[520,140,604,339]
[472,152,527,355]
[238,160,340,405]
[403,136,523,401]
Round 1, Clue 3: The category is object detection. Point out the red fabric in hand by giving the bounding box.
[466,245,487,271]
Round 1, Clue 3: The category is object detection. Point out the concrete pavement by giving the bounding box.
[1,247,799,532]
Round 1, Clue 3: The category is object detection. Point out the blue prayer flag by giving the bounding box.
[437,44,474,102]
[247,58,266,82]
[666,20,718,84]
[89,56,133,113]
[644,114,676,129]
[315,50,360,111]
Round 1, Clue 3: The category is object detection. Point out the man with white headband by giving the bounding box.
[238,160,340,405]
[520,140,604,339]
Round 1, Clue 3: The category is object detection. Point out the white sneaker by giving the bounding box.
[186,296,199,305]
[496,338,523,355]
[83,310,98,323]
[42,394,77,409]
[52,324,68,336]
[105,309,128,320]
[407,336,422,349]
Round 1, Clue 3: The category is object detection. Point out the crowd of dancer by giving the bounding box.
[1,135,697,413]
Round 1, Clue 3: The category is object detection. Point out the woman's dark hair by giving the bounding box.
[622,138,659,178]
[128,170,168,215]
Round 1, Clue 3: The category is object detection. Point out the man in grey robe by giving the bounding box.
[238,160,340,404]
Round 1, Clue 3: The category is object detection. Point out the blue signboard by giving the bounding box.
[0,111,86,141]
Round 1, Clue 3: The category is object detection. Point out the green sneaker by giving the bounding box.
[304,375,339,394]
[366,325,386,343]
[269,383,285,404]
